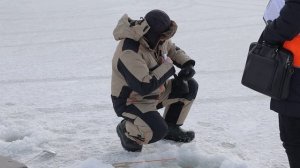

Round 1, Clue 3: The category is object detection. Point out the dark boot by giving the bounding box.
[163,123,195,143]
[116,120,142,152]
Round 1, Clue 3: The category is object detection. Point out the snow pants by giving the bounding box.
[279,114,300,168]
[121,78,198,144]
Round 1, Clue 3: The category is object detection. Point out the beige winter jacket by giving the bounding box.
[111,14,194,116]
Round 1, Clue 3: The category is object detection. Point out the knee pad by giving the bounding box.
[185,78,198,100]
[169,78,198,100]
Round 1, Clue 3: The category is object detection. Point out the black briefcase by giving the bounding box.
[241,42,294,100]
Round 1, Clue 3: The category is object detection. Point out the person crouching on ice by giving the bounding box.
[111,9,198,152]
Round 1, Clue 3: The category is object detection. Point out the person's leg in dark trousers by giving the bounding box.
[279,114,300,168]
[157,78,198,142]
[160,78,198,125]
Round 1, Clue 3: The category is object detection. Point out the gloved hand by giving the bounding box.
[178,64,195,80]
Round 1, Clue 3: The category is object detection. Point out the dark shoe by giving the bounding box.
[116,120,142,152]
[164,123,195,143]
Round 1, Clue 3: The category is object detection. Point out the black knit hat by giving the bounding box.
[144,9,171,49]
[145,9,171,34]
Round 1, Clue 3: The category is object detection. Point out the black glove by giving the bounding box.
[178,64,195,80]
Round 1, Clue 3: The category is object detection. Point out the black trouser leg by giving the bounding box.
[164,78,198,125]
[279,114,300,168]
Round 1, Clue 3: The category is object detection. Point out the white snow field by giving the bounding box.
[0,0,290,167]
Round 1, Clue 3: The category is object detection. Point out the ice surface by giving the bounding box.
[68,158,113,168]
[0,0,289,167]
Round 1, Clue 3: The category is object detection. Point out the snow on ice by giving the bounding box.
[68,143,247,168]
[68,158,113,168]
[0,0,289,167]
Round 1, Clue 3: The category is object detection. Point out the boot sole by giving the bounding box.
[164,136,194,143]
[163,132,195,143]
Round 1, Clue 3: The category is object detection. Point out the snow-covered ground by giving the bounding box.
[0,0,289,167]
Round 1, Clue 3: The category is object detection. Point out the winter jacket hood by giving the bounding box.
[113,14,150,42]
[113,14,178,49]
